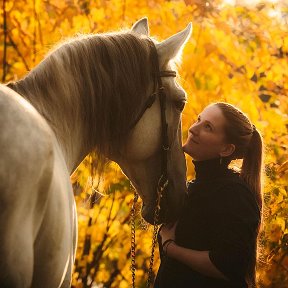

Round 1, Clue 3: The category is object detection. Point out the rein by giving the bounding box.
[130,40,176,288]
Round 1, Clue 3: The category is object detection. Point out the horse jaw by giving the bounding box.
[115,158,186,225]
[113,129,187,225]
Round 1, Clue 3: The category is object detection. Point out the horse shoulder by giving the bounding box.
[0,85,55,286]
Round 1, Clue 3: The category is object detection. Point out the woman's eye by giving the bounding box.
[205,124,212,131]
[175,101,185,112]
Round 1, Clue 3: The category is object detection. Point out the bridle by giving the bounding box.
[130,39,177,198]
[130,39,177,288]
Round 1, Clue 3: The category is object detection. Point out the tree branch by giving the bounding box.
[7,33,30,71]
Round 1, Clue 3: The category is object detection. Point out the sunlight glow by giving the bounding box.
[222,0,236,5]
[268,8,283,19]
[222,0,284,5]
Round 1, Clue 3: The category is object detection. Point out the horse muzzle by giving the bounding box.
[141,182,186,225]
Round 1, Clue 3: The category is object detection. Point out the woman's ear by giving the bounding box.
[220,143,235,157]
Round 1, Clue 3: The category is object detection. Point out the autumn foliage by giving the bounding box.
[1,0,288,287]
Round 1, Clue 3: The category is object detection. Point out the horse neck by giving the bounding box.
[10,71,93,173]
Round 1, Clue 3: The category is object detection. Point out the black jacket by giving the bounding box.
[154,158,260,288]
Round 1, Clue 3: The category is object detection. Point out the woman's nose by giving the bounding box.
[189,123,199,136]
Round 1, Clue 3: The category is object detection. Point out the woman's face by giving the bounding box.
[183,104,234,161]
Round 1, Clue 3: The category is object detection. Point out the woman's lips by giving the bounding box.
[187,133,199,144]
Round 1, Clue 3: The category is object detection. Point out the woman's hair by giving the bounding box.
[214,102,263,210]
[214,102,263,288]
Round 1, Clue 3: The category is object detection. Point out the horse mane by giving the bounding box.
[9,31,158,169]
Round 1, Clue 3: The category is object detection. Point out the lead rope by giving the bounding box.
[130,175,168,288]
[131,191,139,288]
[146,175,168,288]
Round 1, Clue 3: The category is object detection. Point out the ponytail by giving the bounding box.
[241,128,263,212]
[241,128,263,288]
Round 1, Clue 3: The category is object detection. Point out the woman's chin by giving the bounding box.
[182,146,194,158]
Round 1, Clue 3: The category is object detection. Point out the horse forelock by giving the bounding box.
[12,31,158,170]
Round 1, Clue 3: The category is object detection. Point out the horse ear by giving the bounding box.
[131,17,149,36]
[157,23,192,64]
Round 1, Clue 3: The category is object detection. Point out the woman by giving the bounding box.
[154,102,263,288]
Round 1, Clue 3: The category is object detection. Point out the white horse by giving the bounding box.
[0,18,191,287]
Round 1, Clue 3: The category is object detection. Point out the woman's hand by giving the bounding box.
[159,222,177,245]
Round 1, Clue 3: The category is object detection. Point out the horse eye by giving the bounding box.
[175,101,185,112]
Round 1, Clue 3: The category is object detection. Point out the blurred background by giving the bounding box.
[1,0,288,287]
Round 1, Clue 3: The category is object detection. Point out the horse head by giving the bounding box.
[110,18,192,224]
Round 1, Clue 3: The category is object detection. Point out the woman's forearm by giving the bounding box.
[166,242,228,280]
